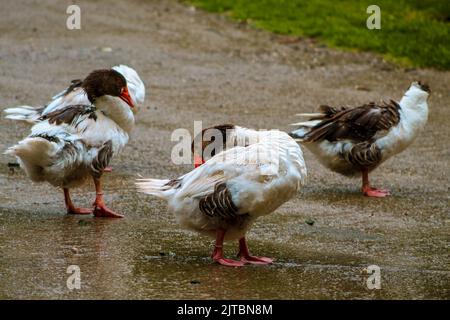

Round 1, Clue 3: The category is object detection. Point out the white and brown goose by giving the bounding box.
[290,81,430,197]
[137,125,307,267]
[4,65,145,217]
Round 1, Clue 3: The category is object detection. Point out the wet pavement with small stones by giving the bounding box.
[0,0,448,299]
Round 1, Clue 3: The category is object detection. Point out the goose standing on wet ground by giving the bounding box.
[4,65,145,217]
[137,125,307,267]
[290,81,430,197]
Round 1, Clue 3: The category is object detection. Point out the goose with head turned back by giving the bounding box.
[137,125,307,266]
[290,81,430,197]
[4,65,145,217]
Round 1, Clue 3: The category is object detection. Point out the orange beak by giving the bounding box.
[119,86,134,108]
[194,155,205,168]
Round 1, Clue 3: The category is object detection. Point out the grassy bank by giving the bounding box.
[187,0,450,70]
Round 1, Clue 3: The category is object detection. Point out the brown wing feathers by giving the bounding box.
[199,183,239,219]
[39,105,97,126]
[303,100,400,143]
[309,105,348,120]
[91,140,113,178]
[344,142,382,169]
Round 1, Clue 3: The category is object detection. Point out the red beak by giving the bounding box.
[194,155,205,168]
[119,86,134,108]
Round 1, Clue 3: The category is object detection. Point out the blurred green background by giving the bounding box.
[187,0,450,69]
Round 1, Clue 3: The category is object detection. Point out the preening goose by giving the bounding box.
[137,125,307,267]
[4,65,145,217]
[290,81,429,197]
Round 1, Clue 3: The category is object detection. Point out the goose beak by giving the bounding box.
[194,155,205,168]
[120,86,134,108]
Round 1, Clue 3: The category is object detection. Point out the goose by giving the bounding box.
[137,125,307,266]
[4,65,145,217]
[289,81,430,197]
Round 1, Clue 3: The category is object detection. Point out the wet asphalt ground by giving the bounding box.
[0,0,448,299]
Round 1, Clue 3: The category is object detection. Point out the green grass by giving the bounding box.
[186,0,450,70]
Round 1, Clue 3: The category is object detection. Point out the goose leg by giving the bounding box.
[64,188,92,215]
[238,237,273,265]
[92,177,123,218]
[362,169,390,197]
[103,166,113,173]
[211,229,246,267]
